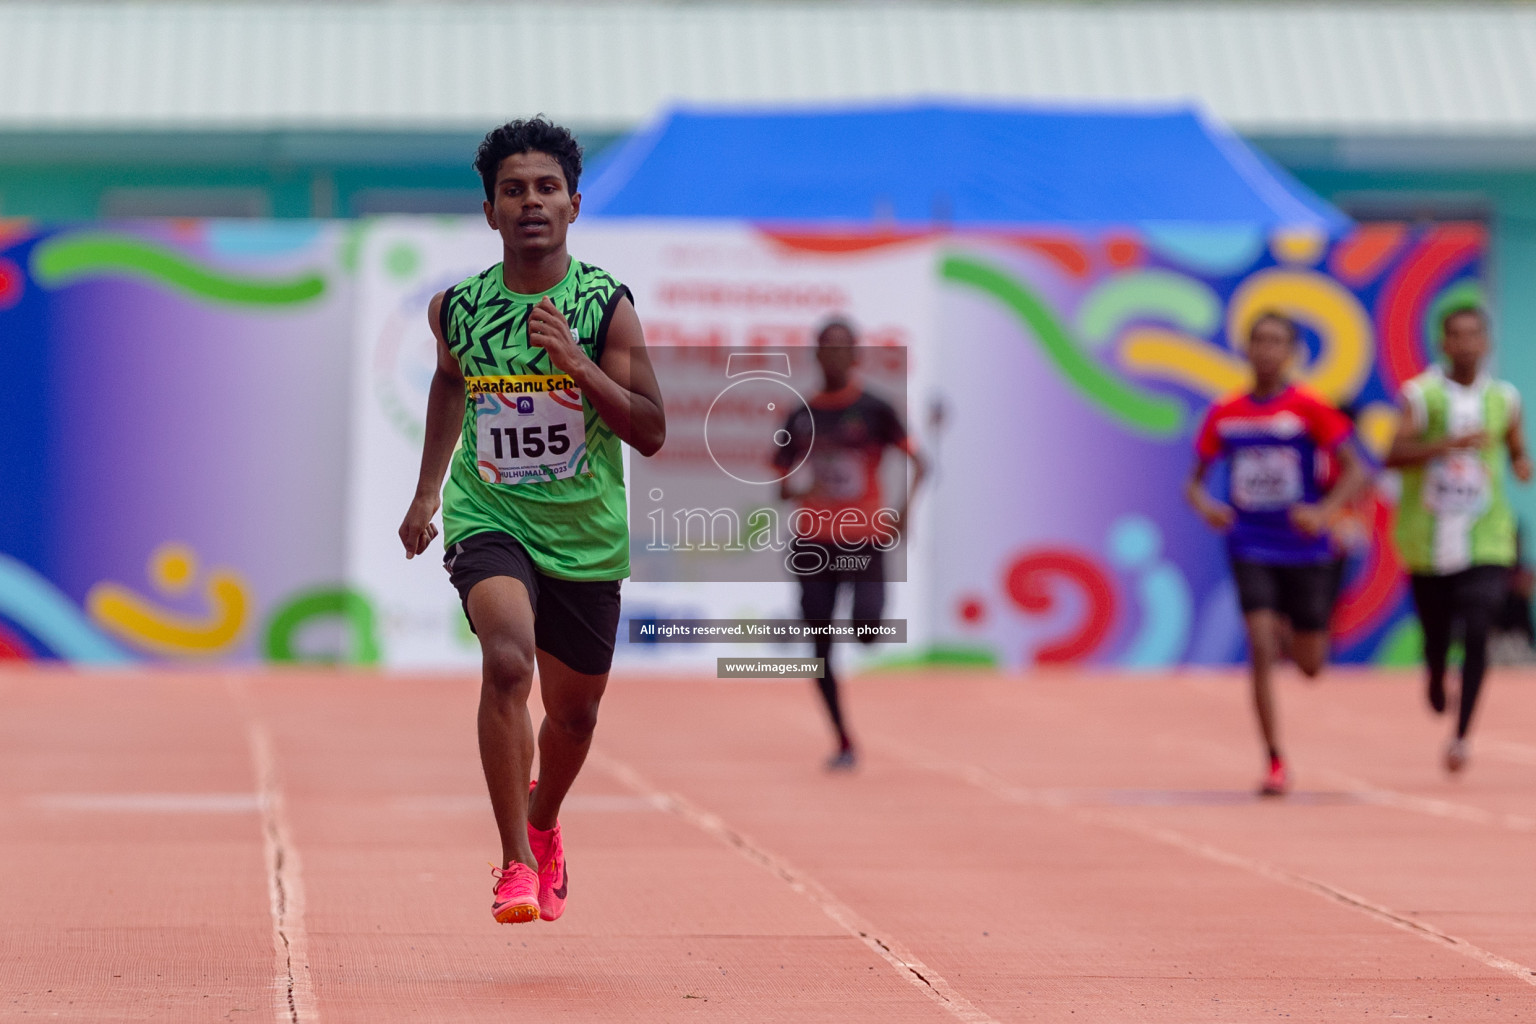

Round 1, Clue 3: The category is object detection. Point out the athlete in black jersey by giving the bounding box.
[773,319,926,769]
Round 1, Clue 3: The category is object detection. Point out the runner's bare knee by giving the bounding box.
[1244,614,1278,661]
[482,634,535,699]
[1292,632,1328,677]
[547,698,601,740]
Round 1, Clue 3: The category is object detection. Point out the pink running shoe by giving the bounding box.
[528,820,567,921]
[527,780,567,921]
[490,862,539,924]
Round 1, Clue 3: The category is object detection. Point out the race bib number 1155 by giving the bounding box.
[468,375,588,486]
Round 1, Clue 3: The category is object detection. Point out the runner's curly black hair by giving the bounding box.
[474,117,584,201]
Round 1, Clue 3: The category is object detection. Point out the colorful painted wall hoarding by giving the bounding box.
[345,218,1489,670]
[0,220,365,664]
[923,224,1485,668]
[0,218,1487,669]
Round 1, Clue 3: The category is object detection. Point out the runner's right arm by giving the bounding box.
[1185,458,1235,533]
[1384,394,1485,468]
[1187,405,1235,532]
[399,291,466,559]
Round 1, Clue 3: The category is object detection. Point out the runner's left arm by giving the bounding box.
[1292,438,1372,537]
[527,295,666,456]
[892,441,927,531]
[1507,403,1533,483]
[1291,394,1373,537]
[876,400,926,529]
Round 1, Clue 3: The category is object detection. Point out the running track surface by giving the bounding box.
[4,666,1536,1022]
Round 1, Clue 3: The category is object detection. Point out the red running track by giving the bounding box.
[3,665,1536,1022]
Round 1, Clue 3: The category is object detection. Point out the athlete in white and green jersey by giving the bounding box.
[1388,304,1531,773]
[398,119,665,924]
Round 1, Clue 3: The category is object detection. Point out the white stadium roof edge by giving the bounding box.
[1,2,1534,138]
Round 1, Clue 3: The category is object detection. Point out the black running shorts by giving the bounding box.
[1230,559,1338,633]
[444,531,622,675]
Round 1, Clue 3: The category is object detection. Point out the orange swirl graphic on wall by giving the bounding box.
[86,543,249,656]
[1329,224,1407,284]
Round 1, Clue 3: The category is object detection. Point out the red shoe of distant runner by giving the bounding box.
[1258,758,1288,797]
[1444,738,1468,774]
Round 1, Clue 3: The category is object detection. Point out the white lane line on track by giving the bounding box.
[1468,736,1536,768]
[1165,680,1536,835]
[387,793,658,815]
[1158,729,1536,836]
[593,752,1001,1024]
[1316,767,1536,833]
[27,792,261,812]
[247,722,319,1024]
[906,753,1536,990]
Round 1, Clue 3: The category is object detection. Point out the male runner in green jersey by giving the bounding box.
[398,118,665,923]
[1387,304,1529,774]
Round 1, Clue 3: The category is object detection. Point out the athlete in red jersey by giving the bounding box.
[773,319,926,769]
[1186,313,1370,795]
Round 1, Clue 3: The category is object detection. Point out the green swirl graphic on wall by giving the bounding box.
[31,234,325,304]
[940,253,1184,437]
[263,587,381,666]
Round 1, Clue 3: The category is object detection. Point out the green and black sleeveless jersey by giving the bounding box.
[439,258,632,580]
